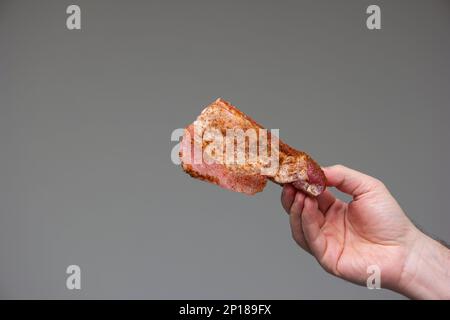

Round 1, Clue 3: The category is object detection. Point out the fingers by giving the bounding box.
[301,197,327,260]
[282,184,330,255]
[289,192,311,253]
[316,190,336,213]
[323,165,382,198]
[281,184,296,214]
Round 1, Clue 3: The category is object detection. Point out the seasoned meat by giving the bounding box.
[179,98,326,196]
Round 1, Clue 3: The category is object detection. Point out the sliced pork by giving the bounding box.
[179,98,326,196]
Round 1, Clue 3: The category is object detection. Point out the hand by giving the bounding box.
[281,164,450,299]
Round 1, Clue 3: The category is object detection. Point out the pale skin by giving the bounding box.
[281,165,450,299]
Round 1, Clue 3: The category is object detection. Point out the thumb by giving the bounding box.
[323,165,383,198]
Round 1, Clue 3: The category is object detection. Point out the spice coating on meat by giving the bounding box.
[179,98,326,196]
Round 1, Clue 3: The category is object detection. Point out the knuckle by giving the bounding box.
[371,178,386,189]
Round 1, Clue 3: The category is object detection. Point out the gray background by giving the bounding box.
[0,0,449,299]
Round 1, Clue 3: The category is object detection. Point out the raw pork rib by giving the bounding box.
[179,98,326,196]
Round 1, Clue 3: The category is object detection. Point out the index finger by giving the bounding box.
[281,184,296,214]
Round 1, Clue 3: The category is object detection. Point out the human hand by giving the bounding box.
[281,164,450,299]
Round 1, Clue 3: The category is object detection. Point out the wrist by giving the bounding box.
[397,230,450,299]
